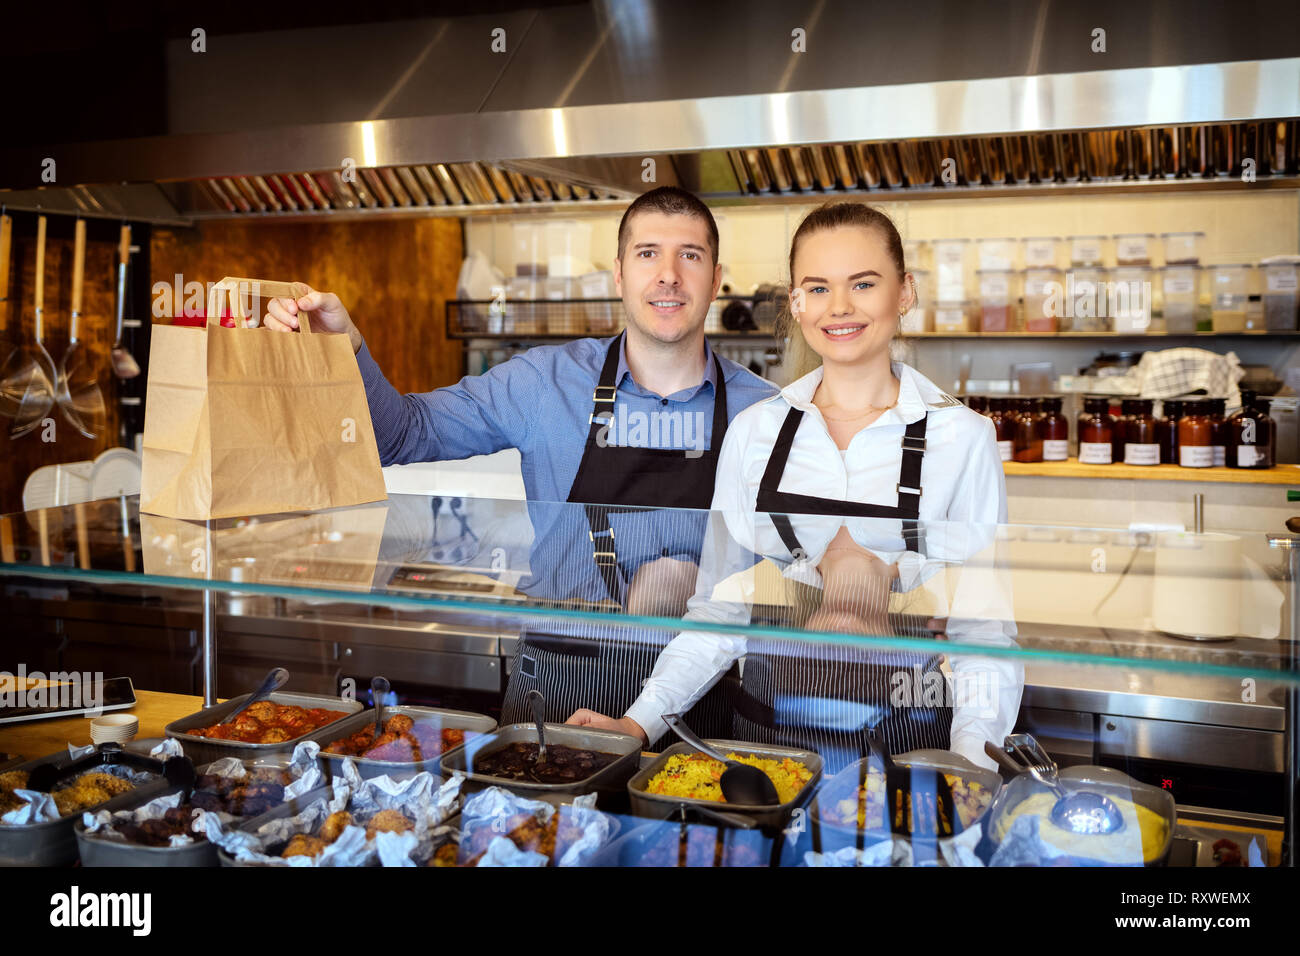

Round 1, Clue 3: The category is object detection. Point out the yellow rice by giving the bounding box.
[645,752,813,804]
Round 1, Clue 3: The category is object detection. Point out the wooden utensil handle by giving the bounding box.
[71,219,86,315]
[119,224,131,267]
[0,214,11,302]
[35,216,46,312]
[207,276,314,334]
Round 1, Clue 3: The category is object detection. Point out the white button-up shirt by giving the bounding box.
[624,362,1023,770]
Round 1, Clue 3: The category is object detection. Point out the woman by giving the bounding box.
[571,202,1021,771]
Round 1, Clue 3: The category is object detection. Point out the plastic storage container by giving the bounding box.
[1209,264,1252,332]
[977,237,1017,270]
[932,238,971,303]
[934,301,973,333]
[1113,233,1155,266]
[1068,235,1106,267]
[1161,265,1200,333]
[1160,231,1204,265]
[1021,236,1061,269]
[1109,267,1153,333]
[977,269,1015,332]
[1023,268,1062,333]
[1262,256,1300,331]
[1066,266,1108,332]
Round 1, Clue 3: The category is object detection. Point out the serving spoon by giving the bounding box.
[526,689,548,765]
[218,667,290,726]
[369,675,390,744]
[662,713,779,806]
[1003,733,1124,835]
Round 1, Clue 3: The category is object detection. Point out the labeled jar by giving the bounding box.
[1161,231,1204,265]
[1229,390,1275,469]
[934,301,973,333]
[965,394,989,414]
[1067,266,1109,332]
[978,269,1015,332]
[1109,266,1153,333]
[1111,398,1128,463]
[1157,399,1184,464]
[1023,268,1063,333]
[1038,397,1069,460]
[977,237,1018,271]
[1210,264,1252,332]
[1161,265,1200,334]
[1114,233,1155,266]
[1013,397,1043,462]
[1022,236,1061,269]
[1178,400,1214,467]
[933,238,971,303]
[988,397,1015,462]
[1262,256,1300,332]
[1078,396,1114,464]
[1069,235,1107,268]
[1209,398,1229,466]
[1123,399,1160,465]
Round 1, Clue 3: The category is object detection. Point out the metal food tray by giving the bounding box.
[305,705,496,782]
[0,750,169,866]
[437,806,624,867]
[808,749,1002,853]
[627,739,823,829]
[439,723,642,804]
[984,764,1176,866]
[163,691,363,766]
[218,784,336,866]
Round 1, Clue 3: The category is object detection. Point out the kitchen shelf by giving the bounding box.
[906,331,1300,340]
[1004,458,1300,484]
[447,296,780,341]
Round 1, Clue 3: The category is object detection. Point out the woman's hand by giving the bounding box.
[567,709,649,747]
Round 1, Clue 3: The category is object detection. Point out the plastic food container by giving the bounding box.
[934,301,973,333]
[1209,264,1252,332]
[1066,267,1109,332]
[977,238,1017,271]
[578,270,617,332]
[1161,231,1205,265]
[809,749,1001,854]
[589,818,776,867]
[627,739,823,829]
[932,238,971,303]
[440,723,642,804]
[1161,265,1200,333]
[1113,233,1155,266]
[308,705,496,782]
[1068,235,1107,267]
[1021,236,1061,269]
[1262,256,1300,332]
[977,269,1015,332]
[985,765,1176,866]
[903,239,929,272]
[900,269,931,334]
[1023,268,1063,332]
[1109,267,1153,333]
[163,691,363,767]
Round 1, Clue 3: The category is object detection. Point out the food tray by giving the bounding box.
[589,818,775,867]
[985,764,1176,867]
[163,691,363,766]
[439,723,642,804]
[808,749,1002,853]
[627,739,823,829]
[305,705,496,782]
[217,784,336,866]
[0,750,169,866]
[74,786,217,868]
[432,795,623,867]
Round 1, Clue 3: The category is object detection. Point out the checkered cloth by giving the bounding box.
[1084,347,1243,406]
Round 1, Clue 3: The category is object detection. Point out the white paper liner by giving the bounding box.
[453,787,616,867]
[2,746,160,826]
[82,791,205,848]
[803,822,984,867]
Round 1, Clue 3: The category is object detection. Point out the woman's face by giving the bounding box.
[789,225,911,367]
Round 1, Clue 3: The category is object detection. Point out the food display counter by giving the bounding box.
[0,492,1296,868]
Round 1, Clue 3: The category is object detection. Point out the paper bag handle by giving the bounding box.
[205,277,314,334]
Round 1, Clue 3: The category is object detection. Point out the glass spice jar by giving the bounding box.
[1115,399,1138,464]
[1038,397,1069,461]
[1178,399,1215,468]
[966,394,989,415]
[1014,397,1044,462]
[1208,398,1229,467]
[988,397,1015,462]
[1229,389,1276,469]
[1078,396,1114,464]
[1157,399,1184,465]
[1123,399,1160,465]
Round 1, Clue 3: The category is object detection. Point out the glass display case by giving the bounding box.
[0,493,1295,868]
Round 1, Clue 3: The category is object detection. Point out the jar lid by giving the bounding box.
[1159,231,1206,238]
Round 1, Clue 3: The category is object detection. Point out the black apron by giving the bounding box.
[739,406,952,774]
[501,334,738,737]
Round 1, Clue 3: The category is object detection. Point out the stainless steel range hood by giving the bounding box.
[2,1,1297,225]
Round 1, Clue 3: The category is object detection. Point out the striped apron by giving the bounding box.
[500,334,737,737]
[739,406,952,774]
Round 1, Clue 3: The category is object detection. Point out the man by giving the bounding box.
[264,186,776,731]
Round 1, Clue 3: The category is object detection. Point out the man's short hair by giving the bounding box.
[616,186,719,265]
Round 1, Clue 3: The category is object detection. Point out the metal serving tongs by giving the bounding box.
[369,675,390,744]
[865,723,959,840]
[526,689,548,767]
[999,733,1124,835]
[26,741,195,793]
[218,667,290,726]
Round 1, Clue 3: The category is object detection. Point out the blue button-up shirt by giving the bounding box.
[356,335,777,601]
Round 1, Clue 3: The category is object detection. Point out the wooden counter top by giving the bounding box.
[0,689,209,764]
[1004,459,1300,485]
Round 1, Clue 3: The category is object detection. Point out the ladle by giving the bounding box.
[662,713,779,806]
[6,216,57,437]
[55,218,106,437]
[110,224,139,379]
[1003,733,1124,835]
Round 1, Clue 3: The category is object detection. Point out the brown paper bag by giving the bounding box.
[140,277,387,519]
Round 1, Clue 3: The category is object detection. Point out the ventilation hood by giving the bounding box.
[2,1,1298,225]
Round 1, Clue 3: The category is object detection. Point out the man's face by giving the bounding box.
[614,210,721,346]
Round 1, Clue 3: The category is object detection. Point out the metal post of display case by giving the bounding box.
[1266,533,1300,867]
[202,519,217,706]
